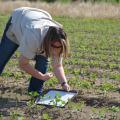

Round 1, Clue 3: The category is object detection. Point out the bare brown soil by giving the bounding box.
[0,76,120,120]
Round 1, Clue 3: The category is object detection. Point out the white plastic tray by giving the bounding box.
[35,89,77,107]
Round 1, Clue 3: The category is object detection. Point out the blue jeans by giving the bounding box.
[0,17,19,74]
[0,17,48,94]
[28,55,48,94]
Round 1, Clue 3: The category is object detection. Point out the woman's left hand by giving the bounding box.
[62,83,70,91]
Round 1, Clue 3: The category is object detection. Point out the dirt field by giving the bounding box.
[0,73,120,119]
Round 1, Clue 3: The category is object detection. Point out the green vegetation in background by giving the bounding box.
[44,0,115,3]
[81,0,120,3]
[37,0,119,3]
[0,0,120,3]
[0,14,120,92]
[42,0,72,3]
[0,15,9,37]
[91,0,120,3]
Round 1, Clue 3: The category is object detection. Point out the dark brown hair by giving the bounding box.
[41,26,70,58]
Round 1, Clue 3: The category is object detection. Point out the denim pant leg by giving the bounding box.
[0,17,19,74]
[28,55,48,94]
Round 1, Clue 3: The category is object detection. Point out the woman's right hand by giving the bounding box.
[41,72,54,81]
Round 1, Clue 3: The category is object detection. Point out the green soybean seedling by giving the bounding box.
[50,92,65,107]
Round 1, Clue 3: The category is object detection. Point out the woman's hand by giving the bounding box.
[61,82,70,91]
[41,72,54,81]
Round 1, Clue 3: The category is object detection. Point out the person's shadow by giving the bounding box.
[0,83,29,117]
[0,97,27,117]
